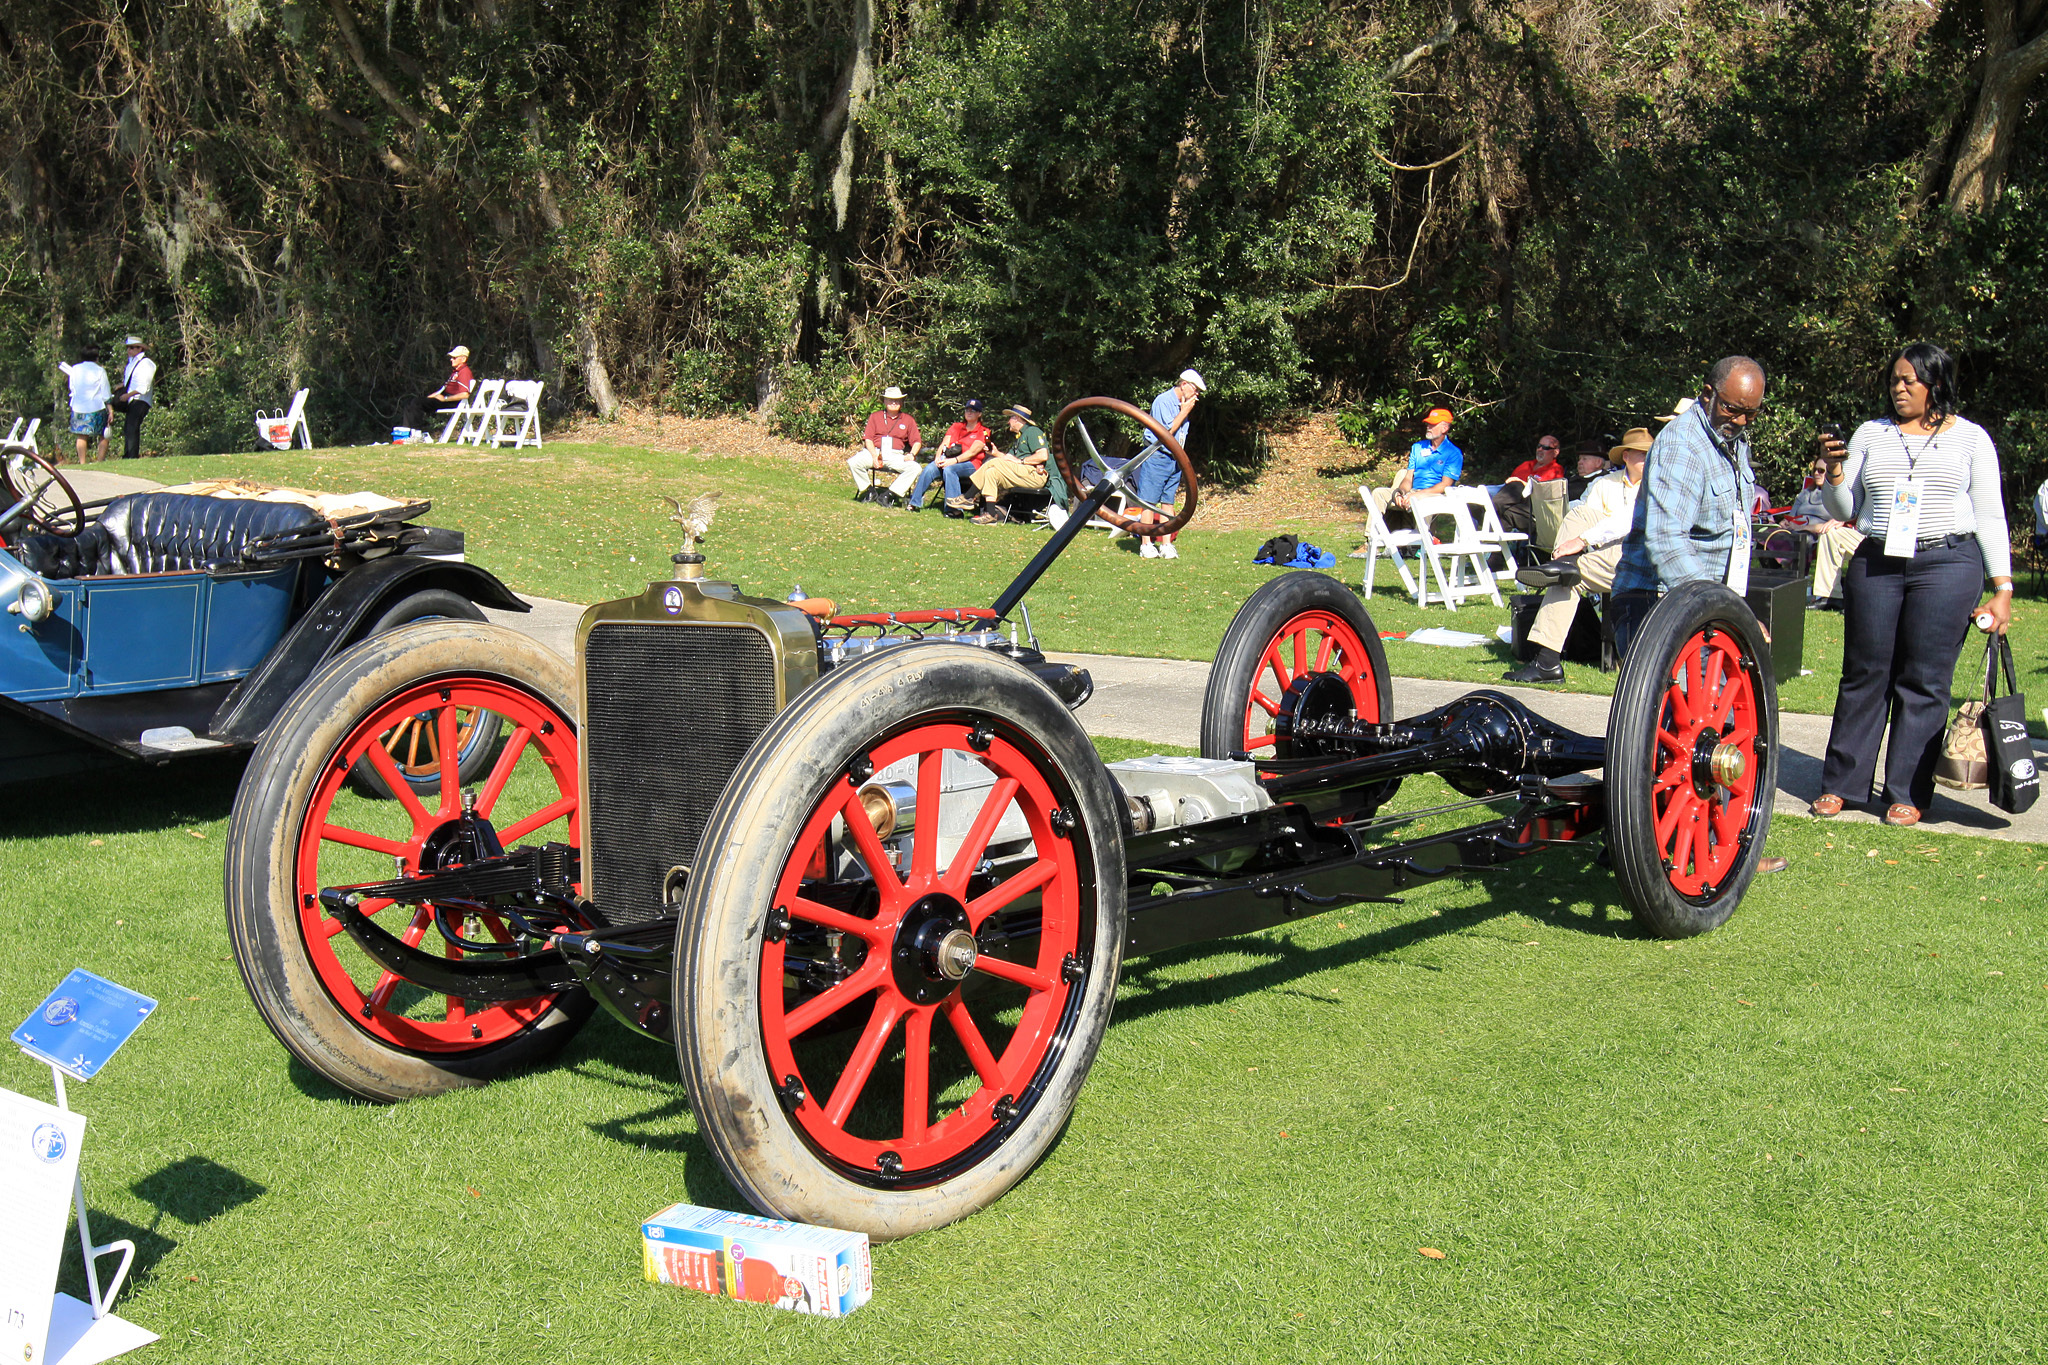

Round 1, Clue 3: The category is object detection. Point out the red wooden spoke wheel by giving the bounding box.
[676,644,1126,1238]
[227,621,593,1102]
[1607,582,1779,939]
[1200,570,1392,765]
[295,675,578,1052]
[1647,628,1760,896]
[761,720,1083,1179]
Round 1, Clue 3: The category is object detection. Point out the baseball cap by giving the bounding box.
[448,345,470,359]
[964,398,984,411]
[883,386,905,400]
[1179,369,1207,392]
[1425,407,1454,426]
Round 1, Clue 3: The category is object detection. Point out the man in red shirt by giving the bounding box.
[849,386,923,504]
[408,345,475,437]
[1488,433,1565,539]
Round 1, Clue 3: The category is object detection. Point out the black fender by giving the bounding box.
[209,556,529,745]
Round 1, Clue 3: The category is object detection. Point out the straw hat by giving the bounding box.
[1609,427,1654,460]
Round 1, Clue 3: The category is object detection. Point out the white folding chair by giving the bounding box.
[1453,487,1530,574]
[1358,485,1431,602]
[1408,493,1504,610]
[434,388,478,443]
[449,379,504,445]
[254,388,312,449]
[488,380,544,449]
[4,417,42,455]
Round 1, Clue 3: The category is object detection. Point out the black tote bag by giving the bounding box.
[1982,634,2039,814]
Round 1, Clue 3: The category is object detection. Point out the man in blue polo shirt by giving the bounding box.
[1133,369,1204,560]
[1368,407,1462,525]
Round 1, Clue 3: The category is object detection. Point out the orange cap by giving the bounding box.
[1424,407,1455,426]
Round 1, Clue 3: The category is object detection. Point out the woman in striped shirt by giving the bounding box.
[1810,342,2013,827]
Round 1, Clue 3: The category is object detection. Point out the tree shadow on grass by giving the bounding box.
[1,751,247,839]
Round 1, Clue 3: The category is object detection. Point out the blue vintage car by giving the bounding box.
[0,445,528,788]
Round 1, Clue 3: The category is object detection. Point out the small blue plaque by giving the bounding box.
[12,968,158,1081]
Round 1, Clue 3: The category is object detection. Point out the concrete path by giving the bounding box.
[490,593,2045,846]
[63,467,163,503]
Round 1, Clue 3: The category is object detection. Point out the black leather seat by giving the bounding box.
[13,493,325,579]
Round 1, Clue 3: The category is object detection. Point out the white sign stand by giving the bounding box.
[3,1065,157,1365]
[42,1063,156,1365]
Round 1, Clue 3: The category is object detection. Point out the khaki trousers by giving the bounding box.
[1812,523,1864,601]
[848,450,919,495]
[971,456,1048,501]
[1528,542,1622,653]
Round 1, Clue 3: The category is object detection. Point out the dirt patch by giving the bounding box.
[1196,413,1399,533]
[550,405,826,465]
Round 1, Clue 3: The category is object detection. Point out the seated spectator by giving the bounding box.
[849,385,923,504]
[913,399,991,513]
[1562,439,1612,507]
[968,406,1051,522]
[1489,433,1565,539]
[405,345,474,433]
[1369,407,1461,521]
[1502,427,1649,683]
[1783,455,1863,607]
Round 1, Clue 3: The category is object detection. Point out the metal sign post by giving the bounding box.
[8,969,161,1365]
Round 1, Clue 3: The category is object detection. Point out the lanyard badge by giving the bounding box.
[1882,425,1934,559]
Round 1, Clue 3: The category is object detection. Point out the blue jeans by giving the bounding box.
[910,461,973,506]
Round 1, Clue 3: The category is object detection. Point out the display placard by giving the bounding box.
[0,1086,86,1365]
[12,970,157,1081]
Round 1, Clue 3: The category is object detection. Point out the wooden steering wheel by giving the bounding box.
[0,446,85,537]
[1048,396,1200,537]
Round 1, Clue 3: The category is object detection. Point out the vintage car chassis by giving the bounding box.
[223,397,1779,1239]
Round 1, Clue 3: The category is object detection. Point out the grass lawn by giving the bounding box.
[7,437,2043,1361]
[2,739,2044,1362]
[116,439,2048,720]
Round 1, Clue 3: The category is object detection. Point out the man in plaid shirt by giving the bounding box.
[1610,355,1767,653]
[1610,354,1787,874]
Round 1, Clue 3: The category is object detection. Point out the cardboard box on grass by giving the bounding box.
[643,1203,872,1317]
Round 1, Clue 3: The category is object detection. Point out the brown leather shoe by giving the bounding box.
[1883,803,1921,827]
[1756,855,1790,875]
[1809,794,1844,818]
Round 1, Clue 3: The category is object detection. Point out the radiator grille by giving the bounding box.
[583,621,780,924]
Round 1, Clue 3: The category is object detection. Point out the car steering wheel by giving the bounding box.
[1048,396,1200,537]
[1,447,85,537]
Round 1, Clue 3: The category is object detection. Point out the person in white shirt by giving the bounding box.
[110,335,158,460]
[1809,341,2011,827]
[1501,426,1650,683]
[58,344,112,463]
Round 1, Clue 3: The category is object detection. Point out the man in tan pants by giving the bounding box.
[1502,428,1650,684]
